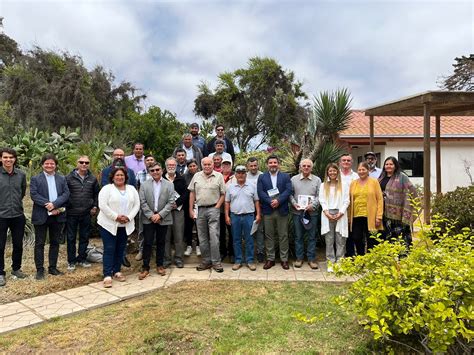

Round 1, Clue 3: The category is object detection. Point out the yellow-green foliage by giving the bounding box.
[334,224,473,353]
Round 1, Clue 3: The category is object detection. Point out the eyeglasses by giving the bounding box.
[78,161,90,165]
[149,168,161,172]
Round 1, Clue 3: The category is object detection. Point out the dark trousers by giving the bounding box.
[143,223,168,270]
[100,226,127,277]
[184,211,198,246]
[34,216,63,272]
[219,212,233,259]
[347,217,368,256]
[66,213,91,264]
[0,215,26,275]
[381,217,412,248]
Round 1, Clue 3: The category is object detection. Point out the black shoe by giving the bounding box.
[122,256,131,267]
[36,270,45,280]
[175,260,184,268]
[257,253,265,263]
[48,268,64,276]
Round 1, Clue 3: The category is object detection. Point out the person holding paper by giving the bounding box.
[225,165,261,271]
[257,155,292,270]
[289,158,321,269]
[163,157,188,268]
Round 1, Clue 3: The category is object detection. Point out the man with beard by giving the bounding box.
[189,122,206,155]
[101,148,137,187]
[365,152,382,178]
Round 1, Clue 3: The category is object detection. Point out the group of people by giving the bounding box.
[0,123,417,288]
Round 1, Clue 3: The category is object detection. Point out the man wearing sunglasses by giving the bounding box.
[65,156,99,271]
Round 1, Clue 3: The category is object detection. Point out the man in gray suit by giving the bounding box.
[138,162,175,279]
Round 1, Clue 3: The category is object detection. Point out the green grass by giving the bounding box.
[0,281,379,353]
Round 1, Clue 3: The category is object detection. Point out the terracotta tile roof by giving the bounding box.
[341,110,474,138]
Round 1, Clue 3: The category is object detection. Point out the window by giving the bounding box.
[398,151,423,177]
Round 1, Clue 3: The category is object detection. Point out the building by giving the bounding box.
[340,110,474,192]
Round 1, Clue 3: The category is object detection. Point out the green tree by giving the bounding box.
[282,89,352,177]
[112,106,187,164]
[0,34,145,135]
[438,54,474,91]
[194,57,308,151]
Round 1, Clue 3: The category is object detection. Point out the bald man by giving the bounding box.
[100,148,137,187]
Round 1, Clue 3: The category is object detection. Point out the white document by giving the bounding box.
[250,220,259,235]
[297,195,314,210]
[267,187,280,199]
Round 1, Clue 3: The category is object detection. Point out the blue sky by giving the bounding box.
[1,0,473,122]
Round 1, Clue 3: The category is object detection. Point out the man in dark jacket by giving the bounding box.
[66,155,99,271]
[206,124,235,162]
[0,148,27,286]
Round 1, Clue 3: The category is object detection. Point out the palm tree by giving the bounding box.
[281,88,352,177]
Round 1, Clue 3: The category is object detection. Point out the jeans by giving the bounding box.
[34,216,63,272]
[230,213,254,264]
[100,226,127,277]
[324,221,346,263]
[66,213,91,264]
[263,211,289,262]
[165,210,185,264]
[293,213,317,261]
[196,207,220,265]
[143,223,168,270]
[0,215,26,275]
[347,217,368,256]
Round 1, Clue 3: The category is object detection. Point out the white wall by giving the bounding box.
[349,141,474,192]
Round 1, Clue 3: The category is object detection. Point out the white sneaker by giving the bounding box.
[327,266,334,273]
[196,246,201,256]
[184,246,192,256]
[67,263,76,271]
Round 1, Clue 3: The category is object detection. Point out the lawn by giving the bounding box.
[0,281,376,353]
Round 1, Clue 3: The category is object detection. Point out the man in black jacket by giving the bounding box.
[206,124,235,162]
[65,156,99,271]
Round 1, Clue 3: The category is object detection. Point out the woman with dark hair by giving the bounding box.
[378,156,417,246]
[348,162,384,256]
[97,167,139,288]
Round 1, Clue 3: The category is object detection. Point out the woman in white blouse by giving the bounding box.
[319,163,350,272]
[98,167,140,287]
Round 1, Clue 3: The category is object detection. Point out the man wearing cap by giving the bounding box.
[188,157,226,273]
[246,157,265,263]
[289,159,321,269]
[225,165,261,271]
[365,152,382,178]
[257,155,292,270]
[189,123,207,155]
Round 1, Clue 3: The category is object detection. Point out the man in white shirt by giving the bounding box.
[339,154,359,187]
[365,152,382,179]
[208,140,232,164]
[246,157,264,262]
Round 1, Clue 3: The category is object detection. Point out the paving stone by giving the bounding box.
[238,269,268,280]
[34,299,85,319]
[20,293,68,309]
[56,285,101,300]
[169,268,211,280]
[210,269,240,280]
[0,302,30,317]
[295,272,326,281]
[69,291,120,309]
[0,311,43,333]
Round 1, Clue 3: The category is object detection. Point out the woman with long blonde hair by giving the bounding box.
[319,163,349,272]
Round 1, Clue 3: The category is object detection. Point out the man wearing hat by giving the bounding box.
[289,158,321,269]
[225,165,261,271]
[365,152,382,178]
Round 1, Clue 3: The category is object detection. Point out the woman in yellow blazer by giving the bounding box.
[348,162,383,256]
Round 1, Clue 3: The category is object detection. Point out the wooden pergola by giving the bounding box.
[364,91,474,224]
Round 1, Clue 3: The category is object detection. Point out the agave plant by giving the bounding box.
[287,89,352,177]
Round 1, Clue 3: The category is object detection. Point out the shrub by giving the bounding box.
[432,186,474,234]
[334,224,473,353]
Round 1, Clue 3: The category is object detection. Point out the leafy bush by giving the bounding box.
[432,186,474,234]
[334,224,473,353]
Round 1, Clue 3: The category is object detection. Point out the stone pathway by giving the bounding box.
[0,260,354,334]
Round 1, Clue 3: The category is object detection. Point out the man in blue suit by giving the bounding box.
[30,154,70,280]
[100,148,137,188]
[257,155,292,270]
